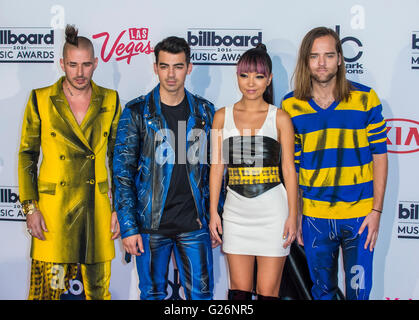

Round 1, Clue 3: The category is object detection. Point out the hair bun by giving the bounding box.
[255,43,267,52]
[65,24,79,46]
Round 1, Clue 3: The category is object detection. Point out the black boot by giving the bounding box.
[257,294,279,300]
[228,289,253,300]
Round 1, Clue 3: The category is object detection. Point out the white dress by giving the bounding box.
[221,104,290,257]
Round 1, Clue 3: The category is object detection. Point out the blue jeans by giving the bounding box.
[302,216,374,300]
[135,228,213,300]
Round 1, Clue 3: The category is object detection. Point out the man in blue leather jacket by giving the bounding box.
[113,36,217,300]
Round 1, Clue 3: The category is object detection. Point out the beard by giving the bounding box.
[311,71,337,85]
[66,76,91,91]
[310,65,339,85]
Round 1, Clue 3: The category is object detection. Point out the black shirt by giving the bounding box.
[153,96,200,235]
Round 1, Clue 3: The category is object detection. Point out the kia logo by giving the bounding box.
[386,118,419,154]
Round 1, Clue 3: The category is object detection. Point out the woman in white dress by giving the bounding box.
[209,44,298,300]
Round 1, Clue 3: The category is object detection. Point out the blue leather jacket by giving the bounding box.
[113,85,217,239]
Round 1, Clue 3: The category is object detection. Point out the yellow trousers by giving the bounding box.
[28,259,111,300]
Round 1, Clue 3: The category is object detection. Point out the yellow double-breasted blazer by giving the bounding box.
[18,77,121,264]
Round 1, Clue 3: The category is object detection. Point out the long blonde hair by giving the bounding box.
[293,27,353,102]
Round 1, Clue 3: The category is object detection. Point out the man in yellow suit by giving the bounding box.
[18,25,121,300]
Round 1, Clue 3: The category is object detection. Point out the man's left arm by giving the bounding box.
[358,88,388,251]
[372,153,388,216]
[358,153,388,251]
[107,91,122,239]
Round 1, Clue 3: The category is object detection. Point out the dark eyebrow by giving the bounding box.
[158,62,185,67]
[67,61,93,65]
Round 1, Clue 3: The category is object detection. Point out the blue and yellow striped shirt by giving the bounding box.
[281,82,387,219]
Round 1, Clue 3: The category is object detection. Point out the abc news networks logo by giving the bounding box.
[92,27,153,64]
[386,118,419,154]
[0,187,25,221]
[397,201,419,239]
[0,27,54,63]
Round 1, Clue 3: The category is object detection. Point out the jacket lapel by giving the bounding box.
[80,82,103,133]
[185,89,206,138]
[146,85,170,138]
[80,82,105,152]
[49,77,93,152]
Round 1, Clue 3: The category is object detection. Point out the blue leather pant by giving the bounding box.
[135,228,213,300]
[302,216,374,300]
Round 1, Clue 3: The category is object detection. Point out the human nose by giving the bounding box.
[168,66,175,78]
[77,65,83,76]
[248,75,255,86]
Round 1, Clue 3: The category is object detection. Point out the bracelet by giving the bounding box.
[22,200,38,216]
[372,208,382,214]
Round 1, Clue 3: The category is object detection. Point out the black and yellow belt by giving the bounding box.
[228,166,281,185]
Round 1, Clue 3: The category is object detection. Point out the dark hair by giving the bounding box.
[236,43,274,104]
[293,26,352,102]
[65,24,78,46]
[62,24,94,58]
[154,36,191,65]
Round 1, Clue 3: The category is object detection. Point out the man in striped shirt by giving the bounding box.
[282,27,388,300]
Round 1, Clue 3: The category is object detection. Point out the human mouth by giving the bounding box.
[75,77,86,84]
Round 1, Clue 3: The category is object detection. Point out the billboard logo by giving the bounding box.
[399,203,419,220]
[386,118,419,154]
[93,27,153,65]
[397,201,419,239]
[0,187,25,222]
[412,31,419,70]
[0,188,19,203]
[187,28,262,65]
[0,27,55,63]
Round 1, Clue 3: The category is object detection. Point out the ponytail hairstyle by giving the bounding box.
[236,43,274,104]
[62,24,95,58]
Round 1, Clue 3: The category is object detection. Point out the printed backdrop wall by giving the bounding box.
[1,0,418,300]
